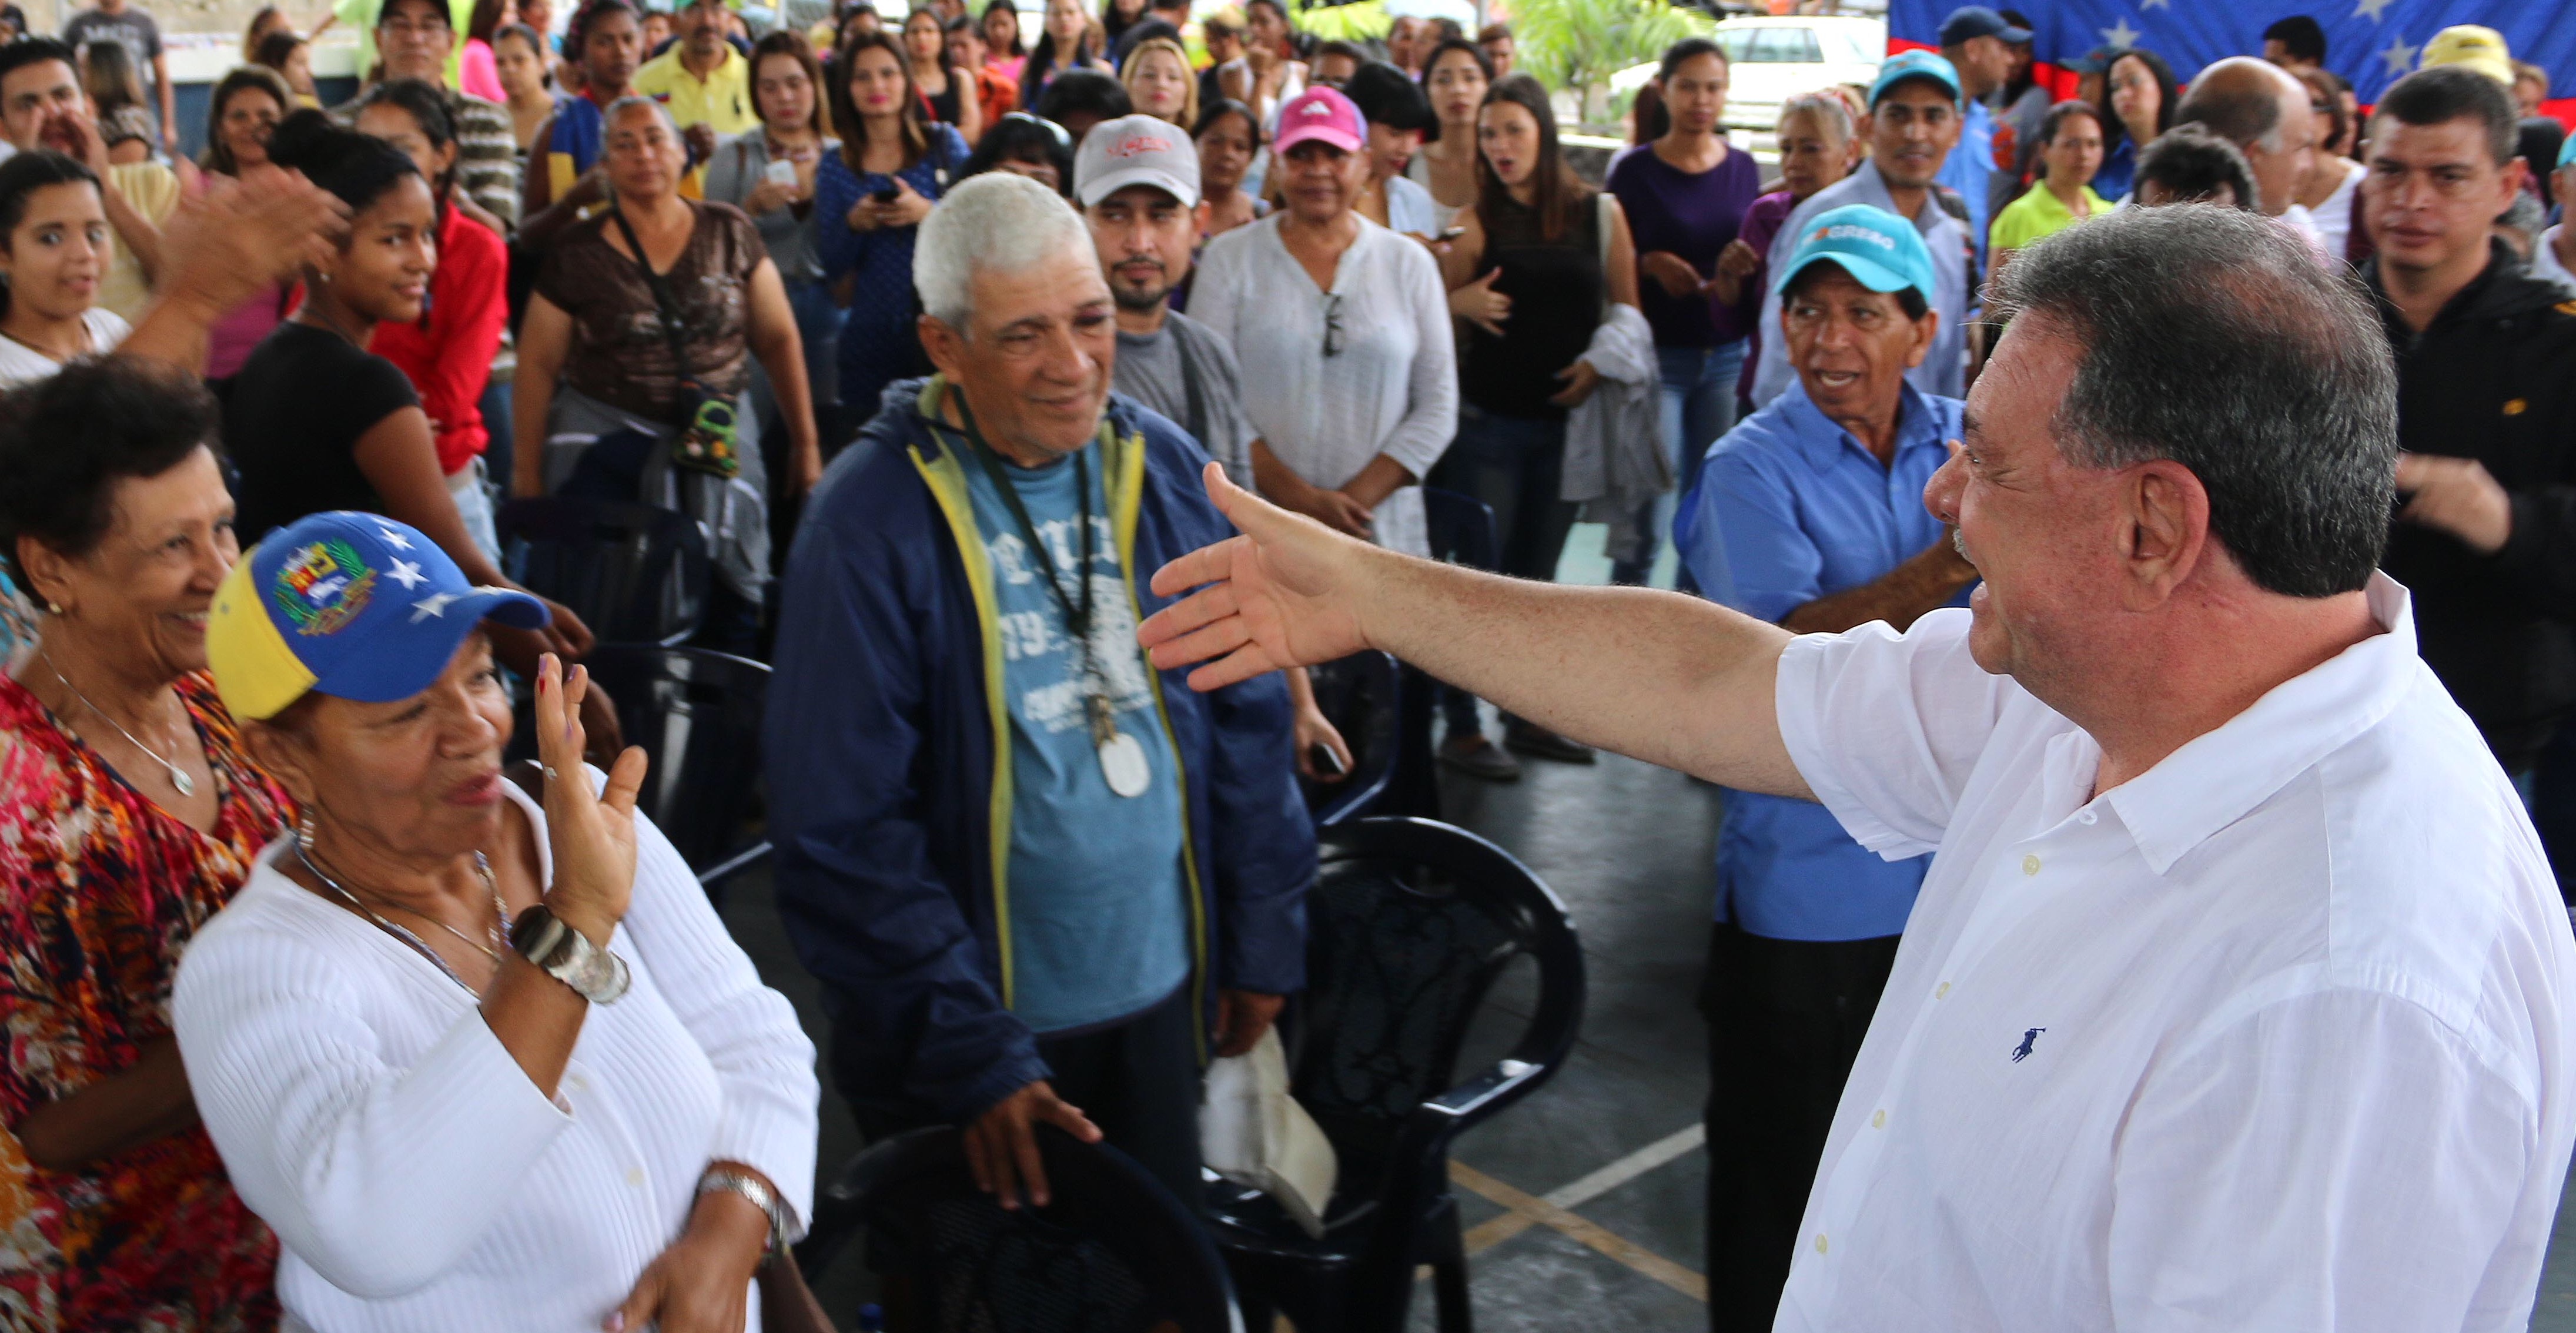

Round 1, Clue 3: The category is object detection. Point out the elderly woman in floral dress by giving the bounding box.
[0,358,288,1329]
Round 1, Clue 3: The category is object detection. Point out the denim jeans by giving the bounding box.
[1430,405,1577,736]
[443,456,500,565]
[1612,338,1749,587]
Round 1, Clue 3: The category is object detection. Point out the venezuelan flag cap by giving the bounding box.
[206,511,549,722]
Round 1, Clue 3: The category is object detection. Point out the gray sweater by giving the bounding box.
[704,132,836,285]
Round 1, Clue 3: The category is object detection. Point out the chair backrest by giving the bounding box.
[576,645,770,880]
[1300,651,1400,828]
[813,1126,1238,1333]
[497,495,710,647]
[1287,818,1583,1200]
[1419,487,1498,572]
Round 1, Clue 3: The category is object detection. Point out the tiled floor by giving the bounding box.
[719,521,2576,1330]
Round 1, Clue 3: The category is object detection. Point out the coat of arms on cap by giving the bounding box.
[271,539,378,637]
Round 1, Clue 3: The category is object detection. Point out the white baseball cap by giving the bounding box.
[1074,114,1201,209]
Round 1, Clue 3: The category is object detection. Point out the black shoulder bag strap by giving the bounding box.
[607,205,740,477]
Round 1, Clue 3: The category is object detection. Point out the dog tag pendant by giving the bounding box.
[1090,693,1150,798]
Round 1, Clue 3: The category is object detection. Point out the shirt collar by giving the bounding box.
[2101,574,2419,875]
[1777,378,1949,475]
[1849,159,1951,234]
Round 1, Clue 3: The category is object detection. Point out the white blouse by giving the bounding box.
[1190,213,1457,557]
[172,778,819,1332]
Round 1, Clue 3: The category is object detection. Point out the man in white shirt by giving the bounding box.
[1138,202,2576,1330]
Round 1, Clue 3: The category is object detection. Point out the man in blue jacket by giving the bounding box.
[765,173,1316,1211]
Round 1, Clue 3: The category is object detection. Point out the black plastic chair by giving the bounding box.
[1421,486,1499,573]
[497,495,710,647]
[797,1126,1240,1333]
[1302,650,1401,828]
[1209,816,1585,1333]
[574,645,772,893]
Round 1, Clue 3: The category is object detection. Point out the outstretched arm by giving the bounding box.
[1138,463,1812,798]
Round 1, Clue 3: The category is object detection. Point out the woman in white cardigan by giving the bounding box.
[175,511,819,1333]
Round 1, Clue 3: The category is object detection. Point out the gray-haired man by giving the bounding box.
[767,172,1315,1215]
[1140,204,2576,1328]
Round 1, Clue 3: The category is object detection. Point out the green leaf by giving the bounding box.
[1509,0,1712,129]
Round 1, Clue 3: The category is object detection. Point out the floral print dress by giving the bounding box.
[0,671,290,1331]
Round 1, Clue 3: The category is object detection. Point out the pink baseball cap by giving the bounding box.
[1273,86,1365,156]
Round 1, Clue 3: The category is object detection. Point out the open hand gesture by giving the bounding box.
[1450,268,1510,336]
[1139,463,1374,692]
[533,654,649,946]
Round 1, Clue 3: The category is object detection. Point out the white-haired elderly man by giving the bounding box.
[764,171,1316,1213]
[1140,204,2576,1328]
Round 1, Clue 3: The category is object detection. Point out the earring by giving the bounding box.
[43,601,61,615]
[297,811,317,852]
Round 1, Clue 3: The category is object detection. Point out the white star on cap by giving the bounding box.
[386,559,427,591]
[377,525,413,550]
[410,592,461,621]
[2379,32,2418,73]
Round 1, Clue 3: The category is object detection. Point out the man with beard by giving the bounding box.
[1076,115,1257,485]
[0,38,176,323]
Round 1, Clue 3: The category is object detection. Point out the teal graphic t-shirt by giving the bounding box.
[960,438,1192,1034]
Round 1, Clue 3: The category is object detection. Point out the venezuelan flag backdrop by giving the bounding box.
[1885,0,2575,122]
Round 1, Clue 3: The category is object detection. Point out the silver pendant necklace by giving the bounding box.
[295,819,513,994]
[42,649,197,798]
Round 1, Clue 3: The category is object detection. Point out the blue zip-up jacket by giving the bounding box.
[765,376,1316,1126]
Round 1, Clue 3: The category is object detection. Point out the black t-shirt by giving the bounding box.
[225,321,421,542]
[1460,194,1605,422]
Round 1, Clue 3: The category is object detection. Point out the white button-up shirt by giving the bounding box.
[1771,575,2576,1331]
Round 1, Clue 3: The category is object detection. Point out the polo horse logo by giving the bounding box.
[2011,1027,2046,1063]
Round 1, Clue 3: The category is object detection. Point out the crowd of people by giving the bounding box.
[0,0,2572,1328]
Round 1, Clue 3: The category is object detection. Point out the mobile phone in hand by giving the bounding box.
[764,158,797,186]
[1308,743,1349,779]
[1437,226,1466,241]
[872,184,901,204]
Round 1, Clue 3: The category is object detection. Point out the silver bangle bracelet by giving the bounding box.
[697,1165,800,1261]
[507,905,631,1004]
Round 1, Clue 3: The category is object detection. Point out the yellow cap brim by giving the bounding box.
[206,550,318,722]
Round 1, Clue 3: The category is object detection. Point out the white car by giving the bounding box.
[1614,16,1884,164]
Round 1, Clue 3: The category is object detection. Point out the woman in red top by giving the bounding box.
[0,358,293,1331]
[354,79,513,564]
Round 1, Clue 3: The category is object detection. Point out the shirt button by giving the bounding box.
[1814,1233,1828,1254]
[2076,809,2096,825]
[627,1168,647,1187]
[2022,854,2042,876]
[1871,1109,1886,1129]
[1935,981,1951,999]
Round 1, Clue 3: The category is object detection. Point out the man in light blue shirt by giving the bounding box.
[1751,50,1974,410]
[1933,5,2026,279]
[1676,205,1978,1332]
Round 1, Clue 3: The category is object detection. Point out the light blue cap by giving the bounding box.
[1772,204,1939,305]
[2558,129,2575,170]
[1869,49,1962,109]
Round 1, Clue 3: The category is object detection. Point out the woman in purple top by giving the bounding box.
[1603,36,1759,585]
[1714,91,1858,416]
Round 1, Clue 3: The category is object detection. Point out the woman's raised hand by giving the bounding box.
[533,654,649,946]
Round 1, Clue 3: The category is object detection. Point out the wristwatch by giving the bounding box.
[508,904,631,1004]
[698,1165,801,1264]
